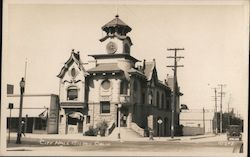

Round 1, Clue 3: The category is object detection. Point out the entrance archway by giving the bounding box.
[66,112,84,134]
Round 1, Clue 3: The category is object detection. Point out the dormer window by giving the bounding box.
[67,86,78,101]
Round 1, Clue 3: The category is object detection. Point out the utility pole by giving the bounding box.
[212,88,218,134]
[218,84,226,134]
[227,94,231,126]
[167,48,184,139]
[203,107,205,134]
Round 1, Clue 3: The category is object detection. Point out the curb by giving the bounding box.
[190,135,216,140]
[167,138,181,141]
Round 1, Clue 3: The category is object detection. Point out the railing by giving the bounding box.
[107,121,116,135]
[130,122,145,137]
[120,94,130,104]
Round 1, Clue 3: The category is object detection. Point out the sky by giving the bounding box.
[2,0,249,119]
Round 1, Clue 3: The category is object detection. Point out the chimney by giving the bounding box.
[142,59,146,73]
[153,58,156,66]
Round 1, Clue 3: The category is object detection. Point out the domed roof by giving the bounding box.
[101,15,132,35]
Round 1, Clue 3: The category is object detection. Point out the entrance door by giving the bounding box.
[67,112,84,134]
[116,106,128,127]
[78,118,83,133]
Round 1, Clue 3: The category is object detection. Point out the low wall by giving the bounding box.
[183,126,204,136]
[130,122,144,136]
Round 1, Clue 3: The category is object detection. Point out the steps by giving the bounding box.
[109,127,142,139]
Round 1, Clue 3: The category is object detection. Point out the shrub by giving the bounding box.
[85,126,98,136]
[96,120,108,136]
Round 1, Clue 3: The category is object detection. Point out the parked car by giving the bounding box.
[227,125,242,141]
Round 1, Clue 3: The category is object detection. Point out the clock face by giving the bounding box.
[106,41,117,54]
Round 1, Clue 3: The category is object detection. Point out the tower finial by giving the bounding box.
[115,14,119,18]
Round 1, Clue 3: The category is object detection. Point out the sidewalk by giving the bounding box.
[8,132,221,142]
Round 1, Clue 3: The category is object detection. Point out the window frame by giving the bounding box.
[101,80,111,90]
[100,101,111,114]
[67,86,78,101]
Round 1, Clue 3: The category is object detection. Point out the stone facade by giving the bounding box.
[56,15,182,137]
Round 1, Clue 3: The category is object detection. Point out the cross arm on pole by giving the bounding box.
[167,56,184,59]
[167,65,184,68]
[167,48,185,51]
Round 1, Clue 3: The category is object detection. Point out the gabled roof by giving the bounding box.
[128,68,146,79]
[87,63,123,73]
[144,62,156,81]
[57,50,87,78]
[158,80,170,89]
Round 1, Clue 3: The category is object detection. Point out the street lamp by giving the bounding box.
[8,103,14,143]
[117,104,122,140]
[16,77,25,144]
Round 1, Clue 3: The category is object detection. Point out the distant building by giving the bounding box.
[6,94,59,134]
[57,15,183,136]
[180,109,214,135]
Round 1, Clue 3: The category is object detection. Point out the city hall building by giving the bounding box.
[56,15,182,137]
[6,15,183,137]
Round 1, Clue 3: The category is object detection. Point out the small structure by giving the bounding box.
[6,94,59,134]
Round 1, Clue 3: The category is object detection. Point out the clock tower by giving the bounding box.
[100,15,133,55]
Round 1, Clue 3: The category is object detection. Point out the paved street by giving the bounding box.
[5,133,243,155]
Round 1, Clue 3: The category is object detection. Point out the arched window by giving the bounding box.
[133,80,137,91]
[148,91,153,105]
[156,91,160,108]
[166,97,171,111]
[67,86,78,101]
[161,93,164,109]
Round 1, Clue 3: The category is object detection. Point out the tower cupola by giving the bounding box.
[100,15,133,55]
[102,15,132,36]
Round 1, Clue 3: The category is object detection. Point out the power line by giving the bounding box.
[167,48,184,139]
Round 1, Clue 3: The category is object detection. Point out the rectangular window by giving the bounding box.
[100,101,110,114]
[34,118,47,130]
[142,93,145,104]
[86,116,90,123]
[67,89,78,100]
